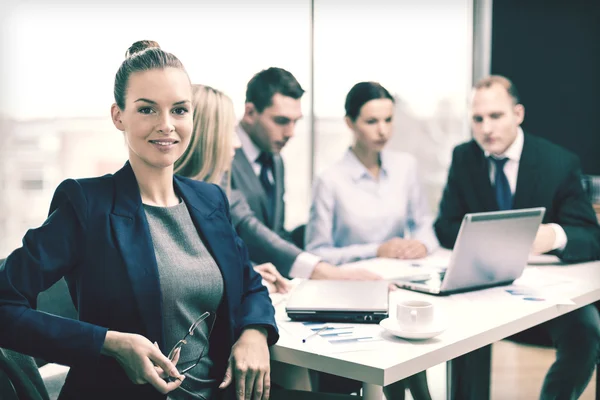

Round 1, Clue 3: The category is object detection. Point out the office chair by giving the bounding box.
[34,278,74,397]
[0,258,72,398]
[0,348,50,400]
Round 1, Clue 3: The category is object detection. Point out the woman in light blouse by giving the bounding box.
[306,81,439,266]
[305,81,436,399]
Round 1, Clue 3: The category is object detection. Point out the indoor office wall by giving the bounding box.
[312,0,473,213]
[491,0,600,175]
[0,0,311,258]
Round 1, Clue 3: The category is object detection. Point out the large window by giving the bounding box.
[0,0,311,257]
[313,0,473,212]
[0,0,474,258]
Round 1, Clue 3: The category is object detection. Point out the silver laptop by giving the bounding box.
[395,207,545,295]
[286,280,389,323]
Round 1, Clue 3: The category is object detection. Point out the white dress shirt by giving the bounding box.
[305,149,439,265]
[237,126,274,184]
[485,128,567,251]
[236,125,320,278]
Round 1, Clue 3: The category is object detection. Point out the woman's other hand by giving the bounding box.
[219,327,270,400]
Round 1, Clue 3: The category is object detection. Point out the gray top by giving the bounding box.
[144,201,224,400]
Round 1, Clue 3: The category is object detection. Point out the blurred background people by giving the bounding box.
[434,74,600,400]
[230,67,380,281]
[305,81,438,266]
[305,81,435,399]
[175,83,292,294]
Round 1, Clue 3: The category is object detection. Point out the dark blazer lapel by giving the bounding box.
[468,142,498,211]
[175,179,240,315]
[109,162,164,346]
[232,149,272,226]
[513,133,540,209]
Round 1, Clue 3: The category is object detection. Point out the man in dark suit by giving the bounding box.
[232,67,379,281]
[435,75,600,399]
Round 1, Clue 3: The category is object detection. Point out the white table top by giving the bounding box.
[270,252,600,387]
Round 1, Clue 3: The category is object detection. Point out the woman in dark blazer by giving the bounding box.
[0,42,277,400]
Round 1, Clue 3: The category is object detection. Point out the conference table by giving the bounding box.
[269,250,600,400]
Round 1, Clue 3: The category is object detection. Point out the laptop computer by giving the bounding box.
[285,280,389,323]
[394,207,545,295]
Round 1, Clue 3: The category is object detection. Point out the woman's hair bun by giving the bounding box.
[125,40,161,58]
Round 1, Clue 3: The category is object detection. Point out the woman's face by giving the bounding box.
[347,98,395,153]
[111,67,193,171]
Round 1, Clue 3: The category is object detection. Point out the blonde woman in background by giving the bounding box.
[175,84,291,294]
[175,84,237,195]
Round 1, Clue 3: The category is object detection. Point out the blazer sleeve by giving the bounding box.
[217,188,279,346]
[0,179,108,366]
[229,190,301,277]
[434,146,469,249]
[552,157,600,262]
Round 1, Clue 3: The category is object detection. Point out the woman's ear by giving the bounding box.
[344,115,355,131]
[111,103,125,132]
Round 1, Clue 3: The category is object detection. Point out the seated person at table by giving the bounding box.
[174,82,378,291]
[174,83,293,294]
[305,81,439,266]
[175,83,406,399]
[0,41,277,400]
[305,81,435,399]
[230,67,379,281]
[435,74,600,399]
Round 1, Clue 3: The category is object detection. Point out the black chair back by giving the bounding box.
[0,348,49,400]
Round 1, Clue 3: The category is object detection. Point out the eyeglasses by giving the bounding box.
[166,311,216,379]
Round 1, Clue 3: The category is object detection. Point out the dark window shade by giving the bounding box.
[491,0,600,174]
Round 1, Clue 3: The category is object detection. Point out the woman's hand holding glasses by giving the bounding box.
[101,331,185,394]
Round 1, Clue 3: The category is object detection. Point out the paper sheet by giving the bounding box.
[278,321,387,354]
[506,268,577,305]
[527,254,564,265]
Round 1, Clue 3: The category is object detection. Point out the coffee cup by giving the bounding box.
[396,300,435,332]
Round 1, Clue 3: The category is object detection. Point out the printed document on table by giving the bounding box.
[507,268,578,305]
[278,321,387,354]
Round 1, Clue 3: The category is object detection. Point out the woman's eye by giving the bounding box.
[173,107,189,116]
[138,107,154,115]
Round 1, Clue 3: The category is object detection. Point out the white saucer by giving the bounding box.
[379,318,447,340]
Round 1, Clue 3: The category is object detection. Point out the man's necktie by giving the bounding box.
[490,157,512,210]
[257,152,276,223]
